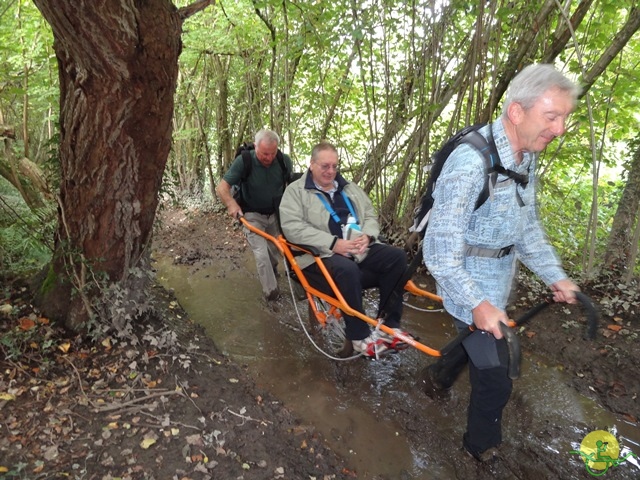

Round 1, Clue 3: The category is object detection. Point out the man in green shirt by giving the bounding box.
[216,129,293,301]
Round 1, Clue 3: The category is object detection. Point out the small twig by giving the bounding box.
[90,387,172,393]
[93,389,184,412]
[104,405,156,416]
[176,379,203,415]
[62,356,94,407]
[228,409,273,425]
[139,410,202,430]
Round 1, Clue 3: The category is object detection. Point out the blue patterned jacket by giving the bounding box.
[423,119,568,325]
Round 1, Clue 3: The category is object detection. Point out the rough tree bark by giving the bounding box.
[600,136,640,280]
[32,0,212,330]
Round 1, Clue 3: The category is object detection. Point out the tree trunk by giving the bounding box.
[31,0,185,330]
[600,136,640,280]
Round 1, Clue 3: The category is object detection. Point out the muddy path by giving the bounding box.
[153,205,640,479]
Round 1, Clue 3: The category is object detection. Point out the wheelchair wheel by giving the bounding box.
[308,297,353,358]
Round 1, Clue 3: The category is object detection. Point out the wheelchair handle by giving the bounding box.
[514,291,599,340]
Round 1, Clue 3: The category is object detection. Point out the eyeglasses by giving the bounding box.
[314,162,339,172]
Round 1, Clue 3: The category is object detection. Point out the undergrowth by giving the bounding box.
[0,179,53,278]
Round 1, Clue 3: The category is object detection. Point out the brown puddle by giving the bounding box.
[153,253,640,479]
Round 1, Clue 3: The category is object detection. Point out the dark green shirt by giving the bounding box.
[223,150,293,214]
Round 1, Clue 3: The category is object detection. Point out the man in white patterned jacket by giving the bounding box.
[423,64,581,463]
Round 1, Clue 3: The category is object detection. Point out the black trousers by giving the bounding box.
[431,322,512,455]
[302,243,407,340]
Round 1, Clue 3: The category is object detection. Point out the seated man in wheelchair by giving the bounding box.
[279,141,410,357]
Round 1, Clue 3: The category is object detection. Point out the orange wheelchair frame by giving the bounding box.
[240,216,444,358]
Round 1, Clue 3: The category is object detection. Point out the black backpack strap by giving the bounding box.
[240,150,252,182]
[460,131,498,210]
[462,128,528,210]
[275,150,290,184]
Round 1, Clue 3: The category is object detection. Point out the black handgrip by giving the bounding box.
[575,292,598,340]
[514,292,598,341]
[500,323,520,380]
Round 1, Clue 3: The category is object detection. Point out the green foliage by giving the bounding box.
[0,179,52,278]
[539,161,625,274]
[0,1,57,164]
[2,0,639,297]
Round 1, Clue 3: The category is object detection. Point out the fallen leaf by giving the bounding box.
[525,331,536,338]
[229,378,239,383]
[102,338,112,349]
[19,317,36,330]
[0,393,16,401]
[612,316,623,323]
[58,342,71,353]
[43,445,59,460]
[186,434,203,446]
[194,463,208,473]
[607,324,622,332]
[38,317,50,324]
[0,466,8,473]
[140,438,156,449]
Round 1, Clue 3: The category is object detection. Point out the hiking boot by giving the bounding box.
[463,444,500,464]
[352,332,389,358]
[379,328,416,350]
[265,289,280,301]
[418,364,451,400]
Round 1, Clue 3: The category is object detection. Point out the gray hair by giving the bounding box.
[310,141,338,161]
[502,64,581,117]
[255,129,280,146]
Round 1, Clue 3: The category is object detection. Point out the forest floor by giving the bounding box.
[1,204,639,479]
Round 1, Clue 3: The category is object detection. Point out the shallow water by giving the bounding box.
[153,253,640,479]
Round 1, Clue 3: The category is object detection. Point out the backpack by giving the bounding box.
[231,142,290,204]
[409,124,529,237]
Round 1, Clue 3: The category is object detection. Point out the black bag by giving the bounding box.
[409,124,528,237]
